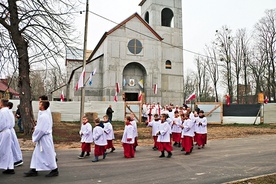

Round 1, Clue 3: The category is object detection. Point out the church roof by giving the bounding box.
[86,12,163,62]
[138,0,147,6]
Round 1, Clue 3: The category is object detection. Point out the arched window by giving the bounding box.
[165,60,172,69]
[161,8,174,27]
[145,11,149,24]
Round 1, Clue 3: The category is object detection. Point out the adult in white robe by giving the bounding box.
[8,107,23,166]
[0,105,14,174]
[25,101,58,177]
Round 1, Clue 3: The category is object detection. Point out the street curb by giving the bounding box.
[223,172,276,184]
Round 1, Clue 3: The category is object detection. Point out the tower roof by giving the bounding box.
[138,0,147,6]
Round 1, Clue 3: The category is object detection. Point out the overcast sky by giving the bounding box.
[75,0,275,72]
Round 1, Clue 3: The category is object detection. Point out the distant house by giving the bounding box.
[0,79,19,99]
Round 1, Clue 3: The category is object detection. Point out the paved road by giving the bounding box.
[1,135,276,184]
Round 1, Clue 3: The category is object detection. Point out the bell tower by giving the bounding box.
[139,0,184,105]
[139,0,182,30]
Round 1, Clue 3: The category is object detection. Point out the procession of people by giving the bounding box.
[0,99,207,177]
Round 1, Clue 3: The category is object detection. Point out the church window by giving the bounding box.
[165,60,172,69]
[161,8,174,27]
[127,39,143,55]
[145,11,149,24]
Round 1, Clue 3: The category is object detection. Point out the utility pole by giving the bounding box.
[80,0,89,123]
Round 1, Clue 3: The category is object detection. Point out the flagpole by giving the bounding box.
[80,0,89,124]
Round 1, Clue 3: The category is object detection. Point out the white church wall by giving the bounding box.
[10,100,125,122]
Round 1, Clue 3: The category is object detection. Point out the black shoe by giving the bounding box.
[184,152,190,155]
[159,151,165,158]
[14,160,24,167]
[178,143,181,147]
[110,148,115,153]
[2,169,15,174]
[173,142,177,146]
[103,152,107,159]
[45,169,59,177]
[167,152,172,158]
[24,169,38,177]
[190,147,194,153]
[85,153,90,157]
[181,148,184,151]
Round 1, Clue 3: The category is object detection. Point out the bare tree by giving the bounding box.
[0,0,78,134]
[195,57,211,101]
[205,44,220,102]
[215,26,234,103]
[254,9,276,101]
[248,47,267,97]
[30,71,45,100]
[231,29,251,104]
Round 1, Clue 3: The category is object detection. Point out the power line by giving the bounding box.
[88,10,216,60]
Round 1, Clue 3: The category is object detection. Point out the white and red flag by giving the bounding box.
[186,92,196,101]
[264,96,269,104]
[60,90,65,102]
[138,91,143,101]
[153,84,157,94]
[116,82,120,93]
[75,68,85,91]
[114,92,118,102]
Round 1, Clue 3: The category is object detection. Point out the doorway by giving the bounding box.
[125,92,138,101]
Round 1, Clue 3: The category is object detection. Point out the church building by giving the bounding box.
[66,0,184,106]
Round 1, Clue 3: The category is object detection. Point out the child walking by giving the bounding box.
[103,115,115,153]
[92,118,107,162]
[156,114,173,158]
[121,116,135,158]
[78,115,93,159]
[146,114,161,150]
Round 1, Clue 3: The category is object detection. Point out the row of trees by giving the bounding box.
[184,9,276,104]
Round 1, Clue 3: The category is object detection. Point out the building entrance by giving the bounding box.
[125,92,138,101]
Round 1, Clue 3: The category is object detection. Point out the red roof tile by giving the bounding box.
[0,81,19,96]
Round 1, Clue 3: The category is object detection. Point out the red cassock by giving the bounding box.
[153,136,158,148]
[122,143,135,158]
[172,133,181,142]
[81,142,91,152]
[197,134,207,146]
[106,140,114,149]
[182,136,193,153]
[94,145,106,156]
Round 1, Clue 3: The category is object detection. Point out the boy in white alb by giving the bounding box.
[146,114,161,150]
[195,110,208,149]
[156,114,173,158]
[180,113,195,155]
[171,111,182,147]
[78,116,93,158]
[92,118,107,162]
[103,115,115,153]
[121,116,135,158]
[130,113,138,151]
